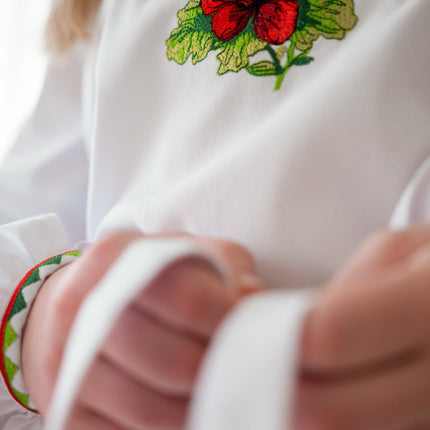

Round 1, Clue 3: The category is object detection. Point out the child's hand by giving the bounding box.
[296,226,430,429]
[21,231,263,429]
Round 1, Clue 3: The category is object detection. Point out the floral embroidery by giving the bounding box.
[202,0,299,45]
[166,0,357,90]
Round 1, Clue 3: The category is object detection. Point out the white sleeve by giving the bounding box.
[0,38,89,428]
[186,289,315,430]
[0,214,73,430]
[0,44,89,245]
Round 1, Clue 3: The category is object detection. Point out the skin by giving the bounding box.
[295,225,430,429]
[22,231,264,429]
[23,226,430,429]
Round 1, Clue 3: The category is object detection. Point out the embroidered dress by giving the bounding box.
[0,0,428,428]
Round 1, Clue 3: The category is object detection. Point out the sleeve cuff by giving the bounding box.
[0,214,80,414]
[187,289,316,430]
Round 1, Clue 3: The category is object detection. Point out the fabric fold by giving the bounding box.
[187,288,315,430]
[44,237,233,429]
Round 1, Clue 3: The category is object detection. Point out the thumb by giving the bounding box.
[194,237,267,297]
[141,232,267,296]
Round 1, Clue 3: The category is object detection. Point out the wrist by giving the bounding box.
[0,251,81,413]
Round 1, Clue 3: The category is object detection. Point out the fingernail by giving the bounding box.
[238,273,267,293]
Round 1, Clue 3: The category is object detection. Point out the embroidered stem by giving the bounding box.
[265,46,283,75]
[274,42,295,91]
[274,43,311,91]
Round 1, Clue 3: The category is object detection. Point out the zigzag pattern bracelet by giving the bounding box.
[0,251,81,412]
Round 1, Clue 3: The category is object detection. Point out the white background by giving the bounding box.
[0,0,51,158]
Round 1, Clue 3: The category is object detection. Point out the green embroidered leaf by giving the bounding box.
[166,1,216,65]
[246,61,278,77]
[216,28,267,75]
[292,0,358,51]
[275,45,288,61]
[290,55,314,66]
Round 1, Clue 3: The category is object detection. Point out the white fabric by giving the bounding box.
[390,156,430,228]
[0,214,71,429]
[0,0,427,428]
[0,0,50,158]
[0,45,88,243]
[187,289,315,430]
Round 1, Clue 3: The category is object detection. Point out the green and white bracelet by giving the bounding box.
[0,251,81,412]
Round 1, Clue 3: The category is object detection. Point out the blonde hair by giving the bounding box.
[46,0,101,53]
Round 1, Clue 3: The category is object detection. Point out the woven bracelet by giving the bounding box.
[0,251,81,412]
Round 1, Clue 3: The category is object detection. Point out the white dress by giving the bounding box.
[0,0,429,428]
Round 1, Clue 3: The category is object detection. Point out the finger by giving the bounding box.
[50,230,143,336]
[294,349,430,430]
[196,237,267,294]
[187,237,266,298]
[78,356,187,430]
[149,231,194,239]
[68,229,144,304]
[196,237,257,277]
[65,407,130,430]
[301,244,430,371]
[236,273,267,297]
[135,257,237,339]
[334,226,430,283]
[102,304,206,396]
[395,415,430,430]
[46,231,144,378]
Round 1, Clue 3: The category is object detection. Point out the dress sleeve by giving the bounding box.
[0,40,90,428]
[0,44,89,245]
[0,214,74,430]
[186,289,315,430]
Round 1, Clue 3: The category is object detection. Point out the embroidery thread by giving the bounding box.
[166,0,357,90]
[0,251,81,412]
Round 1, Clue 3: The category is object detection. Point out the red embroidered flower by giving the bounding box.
[201,0,299,45]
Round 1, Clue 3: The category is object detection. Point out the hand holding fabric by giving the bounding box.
[296,226,430,429]
[21,231,263,429]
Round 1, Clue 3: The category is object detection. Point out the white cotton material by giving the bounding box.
[0,214,71,430]
[0,0,428,428]
[187,290,315,430]
[391,156,430,228]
